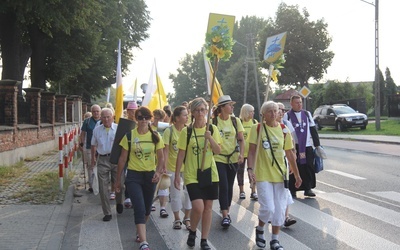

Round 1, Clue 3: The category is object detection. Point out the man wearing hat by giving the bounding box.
[212,95,245,229]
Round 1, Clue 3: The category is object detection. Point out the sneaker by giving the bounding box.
[239,192,246,199]
[284,217,297,227]
[110,192,116,200]
[187,230,196,248]
[116,204,123,214]
[270,239,283,250]
[221,217,230,228]
[124,198,132,208]
[139,241,150,250]
[200,239,211,250]
[151,204,156,211]
[255,228,266,248]
[250,192,258,200]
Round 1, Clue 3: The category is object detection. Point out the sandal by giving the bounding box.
[160,208,169,218]
[255,228,266,248]
[182,218,191,230]
[135,234,140,243]
[173,220,182,229]
[270,239,284,250]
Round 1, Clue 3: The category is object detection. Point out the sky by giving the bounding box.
[124,0,400,97]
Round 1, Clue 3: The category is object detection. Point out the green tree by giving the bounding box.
[383,67,397,115]
[309,84,325,111]
[0,0,150,103]
[323,81,355,104]
[259,3,334,87]
[168,52,209,107]
[222,57,265,117]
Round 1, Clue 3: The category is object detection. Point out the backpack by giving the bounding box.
[212,116,238,136]
[240,118,257,125]
[257,123,287,142]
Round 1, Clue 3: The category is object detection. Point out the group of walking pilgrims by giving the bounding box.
[79,93,323,250]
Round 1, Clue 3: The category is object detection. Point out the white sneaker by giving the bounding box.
[124,198,132,208]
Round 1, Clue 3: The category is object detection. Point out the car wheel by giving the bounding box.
[360,125,366,130]
[336,121,344,132]
[315,121,322,130]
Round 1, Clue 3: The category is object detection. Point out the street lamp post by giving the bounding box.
[234,40,249,104]
[361,0,380,130]
[234,34,261,110]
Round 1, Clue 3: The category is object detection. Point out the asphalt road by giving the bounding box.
[61,139,400,250]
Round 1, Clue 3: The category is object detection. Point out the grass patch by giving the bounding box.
[318,119,400,136]
[12,171,73,204]
[0,161,28,186]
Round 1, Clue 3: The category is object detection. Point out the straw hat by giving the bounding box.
[127,101,138,110]
[217,95,236,106]
[156,173,171,190]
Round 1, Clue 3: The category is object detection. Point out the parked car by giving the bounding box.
[313,104,368,131]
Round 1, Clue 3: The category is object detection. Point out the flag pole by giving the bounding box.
[252,64,274,179]
[200,57,219,171]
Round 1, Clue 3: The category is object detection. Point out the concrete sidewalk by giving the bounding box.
[0,134,398,250]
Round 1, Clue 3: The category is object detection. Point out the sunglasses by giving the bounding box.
[137,115,151,121]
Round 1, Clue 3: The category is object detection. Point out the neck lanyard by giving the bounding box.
[193,127,201,170]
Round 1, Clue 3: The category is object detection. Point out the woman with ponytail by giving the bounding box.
[116,106,165,250]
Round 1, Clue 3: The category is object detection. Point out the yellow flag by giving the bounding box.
[203,48,223,106]
[114,39,123,123]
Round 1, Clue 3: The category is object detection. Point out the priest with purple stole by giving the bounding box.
[283,94,321,198]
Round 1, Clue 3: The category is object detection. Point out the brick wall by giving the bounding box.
[0,80,83,166]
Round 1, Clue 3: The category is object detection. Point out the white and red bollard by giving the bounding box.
[64,129,69,179]
[58,131,64,191]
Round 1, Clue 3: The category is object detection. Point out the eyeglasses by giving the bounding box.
[193,108,207,113]
[137,115,151,121]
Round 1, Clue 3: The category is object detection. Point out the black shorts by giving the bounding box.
[186,182,219,201]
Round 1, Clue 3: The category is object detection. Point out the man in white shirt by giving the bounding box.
[91,108,121,221]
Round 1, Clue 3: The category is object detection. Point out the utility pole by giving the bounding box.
[361,0,380,130]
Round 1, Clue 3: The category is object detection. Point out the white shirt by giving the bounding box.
[91,123,117,155]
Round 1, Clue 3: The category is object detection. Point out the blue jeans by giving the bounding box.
[125,170,156,224]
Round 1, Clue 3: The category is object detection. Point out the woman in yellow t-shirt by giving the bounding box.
[211,95,245,229]
[174,97,221,249]
[116,106,164,250]
[247,101,302,250]
[237,104,258,201]
[163,105,192,230]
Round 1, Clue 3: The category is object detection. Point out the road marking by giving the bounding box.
[291,200,400,250]
[368,191,400,203]
[212,201,311,250]
[325,170,366,180]
[318,192,400,227]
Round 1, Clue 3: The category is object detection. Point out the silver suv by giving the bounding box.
[313,104,368,131]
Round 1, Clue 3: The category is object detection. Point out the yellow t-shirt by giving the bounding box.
[120,128,165,171]
[248,123,293,182]
[213,116,244,164]
[163,125,184,172]
[177,125,221,185]
[241,119,258,158]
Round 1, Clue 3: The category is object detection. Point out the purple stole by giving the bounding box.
[288,110,308,164]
